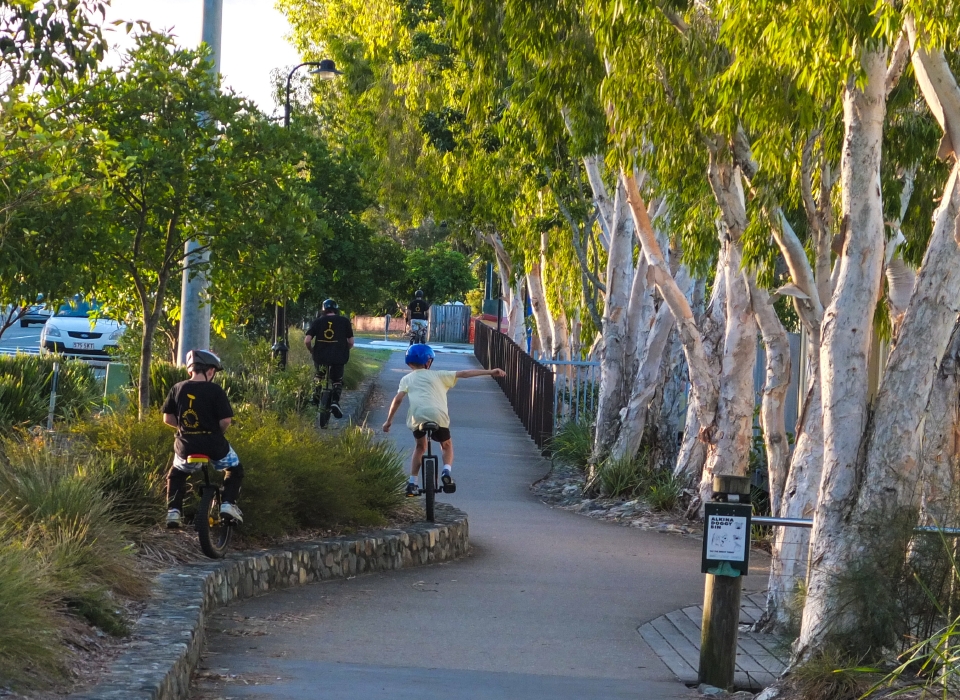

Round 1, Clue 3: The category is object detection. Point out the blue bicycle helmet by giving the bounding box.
[405,343,435,366]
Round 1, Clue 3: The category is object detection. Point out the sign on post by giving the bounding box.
[701,503,752,577]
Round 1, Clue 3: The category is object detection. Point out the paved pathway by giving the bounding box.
[192,353,765,699]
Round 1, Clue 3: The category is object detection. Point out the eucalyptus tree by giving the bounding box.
[65,33,314,417]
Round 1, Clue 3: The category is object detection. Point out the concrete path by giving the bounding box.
[192,353,760,699]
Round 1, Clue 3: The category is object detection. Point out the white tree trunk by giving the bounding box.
[751,282,791,511]
[527,262,554,357]
[624,171,719,448]
[611,266,694,462]
[700,239,757,499]
[509,275,525,346]
[592,211,634,458]
[920,319,960,528]
[797,49,891,658]
[675,253,727,484]
[759,329,825,633]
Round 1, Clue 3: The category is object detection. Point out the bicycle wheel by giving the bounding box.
[317,388,332,428]
[423,456,436,522]
[196,486,232,559]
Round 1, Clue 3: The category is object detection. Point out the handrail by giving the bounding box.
[752,515,960,537]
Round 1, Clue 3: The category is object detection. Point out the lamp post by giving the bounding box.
[272,59,342,369]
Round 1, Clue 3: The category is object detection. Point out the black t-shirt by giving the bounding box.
[408,299,430,320]
[307,313,353,365]
[161,379,234,459]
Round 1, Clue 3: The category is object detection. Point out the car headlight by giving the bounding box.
[45,325,61,337]
[109,328,123,341]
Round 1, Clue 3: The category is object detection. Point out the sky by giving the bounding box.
[103,0,302,116]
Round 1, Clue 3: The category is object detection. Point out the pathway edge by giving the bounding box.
[69,504,469,700]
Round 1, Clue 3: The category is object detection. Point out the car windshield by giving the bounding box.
[55,301,101,318]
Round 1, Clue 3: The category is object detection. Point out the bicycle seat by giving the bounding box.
[186,454,211,464]
[418,421,440,433]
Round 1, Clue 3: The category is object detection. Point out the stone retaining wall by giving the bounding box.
[70,504,468,700]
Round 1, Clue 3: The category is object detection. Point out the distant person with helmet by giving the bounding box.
[382,343,505,496]
[161,349,243,528]
[304,299,354,418]
[406,289,430,345]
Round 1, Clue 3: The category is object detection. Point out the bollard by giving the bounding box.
[698,474,752,690]
[46,360,60,431]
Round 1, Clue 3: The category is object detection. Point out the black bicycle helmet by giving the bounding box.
[414,289,424,299]
[322,298,339,313]
[185,349,223,372]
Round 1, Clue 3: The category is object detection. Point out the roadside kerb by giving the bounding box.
[69,503,469,700]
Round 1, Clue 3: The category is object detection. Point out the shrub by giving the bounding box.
[0,525,61,688]
[549,419,593,469]
[647,471,683,512]
[0,354,99,428]
[228,410,406,537]
[597,454,648,498]
[0,438,148,611]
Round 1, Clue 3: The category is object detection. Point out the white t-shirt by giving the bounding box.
[398,369,458,429]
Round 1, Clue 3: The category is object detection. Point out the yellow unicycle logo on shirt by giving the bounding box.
[182,393,200,429]
[323,321,335,340]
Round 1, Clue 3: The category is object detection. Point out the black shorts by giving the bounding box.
[413,426,451,442]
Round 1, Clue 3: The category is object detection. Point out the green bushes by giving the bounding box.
[551,420,683,511]
[0,438,150,687]
[224,410,406,537]
[0,354,99,428]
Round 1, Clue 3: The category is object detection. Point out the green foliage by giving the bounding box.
[0,354,99,428]
[398,242,478,305]
[550,419,594,470]
[791,648,876,700]
[0,432,161,685]
[223,413,407,537]
[0,528,61,688]
[597,455,647,499]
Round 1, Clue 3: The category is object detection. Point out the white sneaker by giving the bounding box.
[220,502,243,523]
[166,509,182,529]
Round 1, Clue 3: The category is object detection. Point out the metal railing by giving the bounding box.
[474,321,554,451]
[535,358,600,432]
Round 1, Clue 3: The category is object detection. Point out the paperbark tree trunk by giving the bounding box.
[675,252,726,485]
[592,188,634,459]
[611,266,693,462]
[624,171,719,465]
[751,282,791,512]
[919,319,960,527]
[701,157,758,498]
[527,249,554,357]
[797,48,891,658]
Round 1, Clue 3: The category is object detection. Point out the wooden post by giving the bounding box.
[698,475,752,690]
[699,572,743,689]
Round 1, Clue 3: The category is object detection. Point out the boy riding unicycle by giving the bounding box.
[382,344,505,496]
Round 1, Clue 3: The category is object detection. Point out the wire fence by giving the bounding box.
[474,321,554,451]
[533,358,600,432]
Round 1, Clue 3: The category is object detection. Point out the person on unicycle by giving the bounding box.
[406,289,430,345]
[162,349,244,528]
[304,298,354,419]
[382,344,505,497]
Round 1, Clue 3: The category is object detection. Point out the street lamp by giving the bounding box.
[273,59,343,369]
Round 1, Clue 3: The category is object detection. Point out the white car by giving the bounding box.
[41,301,125,357]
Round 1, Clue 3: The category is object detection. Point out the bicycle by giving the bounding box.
[186,454,235,559]
[412,421,455,522]
[312,364,335,429]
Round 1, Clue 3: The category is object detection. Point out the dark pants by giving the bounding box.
[166,464,244,511]
[312,363,345,405]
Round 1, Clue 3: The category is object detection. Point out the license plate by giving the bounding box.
[73,342,95,350]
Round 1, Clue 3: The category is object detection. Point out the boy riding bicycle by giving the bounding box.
[382,344,505,496]
[161,349,244,528]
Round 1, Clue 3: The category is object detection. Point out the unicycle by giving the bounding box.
[313,364,334,429]
[188,455,234,559]
[415,422,455,522]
